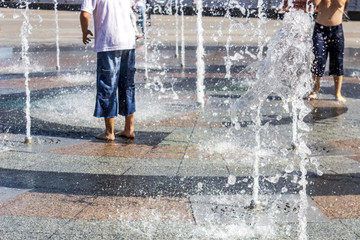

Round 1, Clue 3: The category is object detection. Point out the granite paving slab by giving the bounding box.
[0,192,96,219]
[311,195,360,219]
[0,215,68,234]
[52,220,160,240]
[314,156,360,174]
[348,155,360,163]
[0,151,51,170]
[340,218,360,236]
[328,138,360,156]
[0,187,31,203]
[307,221,360,240]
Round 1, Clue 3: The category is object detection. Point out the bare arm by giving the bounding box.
[80,11,93,45]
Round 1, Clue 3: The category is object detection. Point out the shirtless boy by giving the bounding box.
[309,0,348,103]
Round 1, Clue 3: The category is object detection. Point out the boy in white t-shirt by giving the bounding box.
[80,0,137,140]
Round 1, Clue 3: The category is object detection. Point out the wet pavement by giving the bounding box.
[1,7,360,240]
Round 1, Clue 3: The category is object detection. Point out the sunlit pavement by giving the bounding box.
[1,7,360,239]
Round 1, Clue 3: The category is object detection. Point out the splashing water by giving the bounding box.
[196,0,205,107]
[54,0,60,70]
[288,0,294,9]
[231,10,314,239]
[20,1,32,144]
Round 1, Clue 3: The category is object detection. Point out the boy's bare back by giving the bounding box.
[314,0,348,26]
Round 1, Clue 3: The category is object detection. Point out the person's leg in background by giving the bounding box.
[309,23,328,100]
[329,25,346,103]
[137,5,146,36]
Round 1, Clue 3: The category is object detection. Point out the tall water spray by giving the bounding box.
[224,2,233,80]
[54,0,60,70]
[180,0,185,68]
[256,0,267,60]
[250,0,269,206]
[231,10,314,238]
[196,0,205,107]
[175,0,179,58]
[20,1,32,144]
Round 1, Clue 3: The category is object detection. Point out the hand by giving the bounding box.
[82,30,93,45]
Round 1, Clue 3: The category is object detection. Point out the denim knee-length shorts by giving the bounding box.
[311,22,344,77]
[94,49,136,118]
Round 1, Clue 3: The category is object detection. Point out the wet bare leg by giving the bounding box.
[96,117,115,141]
[334,75,346,103]
[308,76,321,100]
[115,113,135,138]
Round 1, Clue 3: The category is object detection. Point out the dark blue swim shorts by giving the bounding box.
[311,22,344,77]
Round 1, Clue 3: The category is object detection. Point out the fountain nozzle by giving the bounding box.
[245,200,262,211]
[24,136,32,144]
[56,66,61,71]
[291,143,299,151]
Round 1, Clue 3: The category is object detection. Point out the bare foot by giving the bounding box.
[308,92,318,100]
[95,133,115,141]
[336,95,346,103]
[115,130,135,139]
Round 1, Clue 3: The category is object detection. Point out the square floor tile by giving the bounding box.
[311,195,360,219]
[328,139,360,155]
[0,192,96,219]
[0,187,31,203]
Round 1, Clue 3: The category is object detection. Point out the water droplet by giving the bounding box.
[227,175,236,185]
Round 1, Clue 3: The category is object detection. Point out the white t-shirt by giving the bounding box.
[81,0,136,52]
